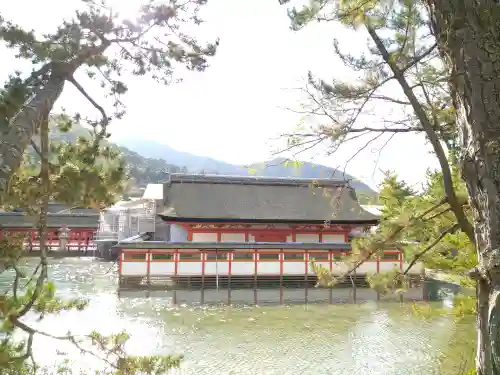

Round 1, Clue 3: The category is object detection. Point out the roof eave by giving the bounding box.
[157,215,379,225]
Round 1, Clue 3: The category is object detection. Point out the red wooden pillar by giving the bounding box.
[146,249,151,282]
[304,250,309,303]
[253,249,258,289]
[279,248,284,305]
[174,249,179,277]
[118,248,123,276]
[201,250,206,291]
[49,231,53,251]
[77,230,82,252]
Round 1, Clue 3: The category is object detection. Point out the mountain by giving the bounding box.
[42,121,187,196]
[117,138,378,200]
[43,123,377,201]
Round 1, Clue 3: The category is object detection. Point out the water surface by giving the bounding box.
[3,258,475,374]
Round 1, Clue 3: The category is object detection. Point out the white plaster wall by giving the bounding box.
[231,262,254,275]
[322,234,345,243]
[257,262,280,275]
[379,262,401,272]
[331,262,349,275]
[177,262,203,275]
[357,262,373,274]
[405,262,423,274]
[170,224,188,242]
[296,234,319,243]
[192,232,217,242]
[248,234,256,242]
[286,235,293,242]
[221,233,245,242]
[204,262,230,275]
[282,263,305,275]
[149,263,175,276]
[121,262,148,276]
[308,261,330,274]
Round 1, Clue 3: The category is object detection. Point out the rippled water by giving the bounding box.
[3,258,475,374]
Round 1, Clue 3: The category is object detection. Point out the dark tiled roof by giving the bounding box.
[0,212,99,229]
[158,174,378,223]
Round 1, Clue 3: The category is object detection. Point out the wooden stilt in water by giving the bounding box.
[279,249,283,305]
[304,254,309,304]
[228,251,232,305]
[215,252,219,290]
[352,269,357,303]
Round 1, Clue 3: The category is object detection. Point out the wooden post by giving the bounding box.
[228,251,232,306]
[253,249,258,305]
[376,255,380,301]
[399,251,404,303]
[329,250,333,304]
[353,267,357,303]
[146,250,151,286]
[304,251,309,304]
[280,249,283,305]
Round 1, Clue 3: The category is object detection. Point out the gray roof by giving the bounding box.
[159,174,378,223]
[0,212,99,229]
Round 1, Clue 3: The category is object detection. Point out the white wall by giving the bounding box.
[192,232,217,242]
[296,234,319,243]
[322,234,345,243]
[170,224,188,242]
[221,233,245,242]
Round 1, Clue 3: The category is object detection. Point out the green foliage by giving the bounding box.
[0,0,216,372]
[280,0,476,303]
[280,0,458,163]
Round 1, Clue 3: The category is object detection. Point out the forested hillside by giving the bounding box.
[46,120,377,201]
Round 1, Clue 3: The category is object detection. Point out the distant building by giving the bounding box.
[116,174,422,285]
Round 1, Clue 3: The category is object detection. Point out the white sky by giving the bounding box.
[0,0,440,190]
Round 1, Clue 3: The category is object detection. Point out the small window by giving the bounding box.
[259,253,279,260]
[233,252,253,260]
[283,253,304,261]
[382,253,399,261]
[179,253,200,260]
[206,252,228,261]
[152,253,173,261]
[309,253,329,261]
[332,253,344,261]
[124,253,146,261]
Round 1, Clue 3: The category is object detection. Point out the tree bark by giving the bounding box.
[0,74,66,195]
[426,1,500,374]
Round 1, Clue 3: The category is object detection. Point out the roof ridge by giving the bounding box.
[167,173,349,187]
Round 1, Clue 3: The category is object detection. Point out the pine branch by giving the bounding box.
[365,24,474,242]
[68,75,108,125]
[402,223,460,275]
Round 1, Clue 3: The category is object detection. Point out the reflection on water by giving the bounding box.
[1,258,475,374]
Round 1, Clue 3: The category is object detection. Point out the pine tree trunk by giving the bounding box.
[426,1,500,373]
[0,74,65,195]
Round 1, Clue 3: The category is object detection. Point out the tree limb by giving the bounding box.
[365,24,475,242]
[402,223,460,275]
[67,76,108,124]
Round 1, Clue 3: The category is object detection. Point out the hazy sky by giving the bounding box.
[1,0,439,190]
